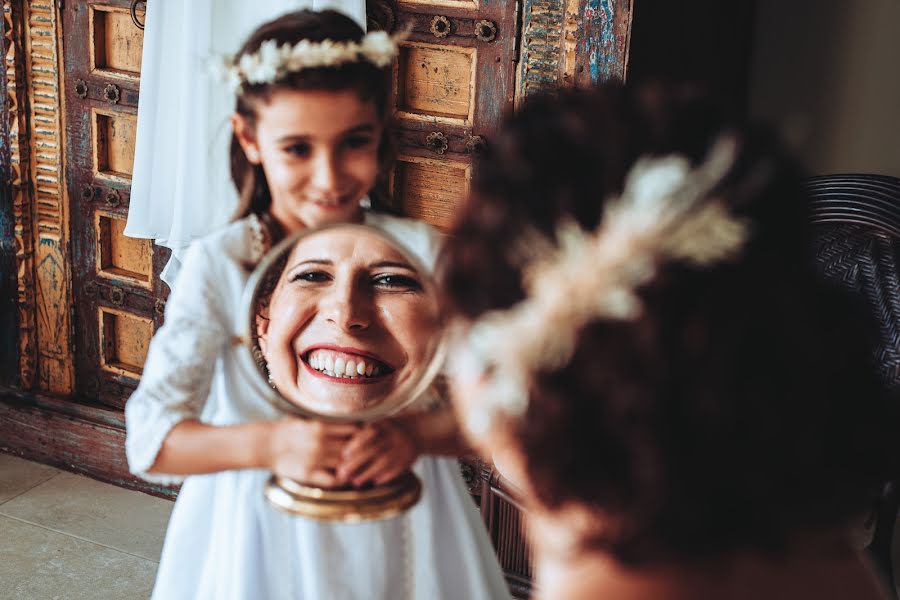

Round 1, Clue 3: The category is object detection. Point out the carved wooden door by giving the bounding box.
[371,0,519,229]
[62,0,166,410]
[369,2,532,595]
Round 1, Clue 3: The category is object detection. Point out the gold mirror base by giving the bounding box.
[264,472,422,523]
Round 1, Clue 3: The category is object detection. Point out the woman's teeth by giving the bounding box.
[307,350,382,379]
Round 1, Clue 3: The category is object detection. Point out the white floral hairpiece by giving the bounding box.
[212,29,409,93]
[450,136,750,437]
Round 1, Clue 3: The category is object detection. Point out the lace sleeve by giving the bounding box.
[125,241,231,484]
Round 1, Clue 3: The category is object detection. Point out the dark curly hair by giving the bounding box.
[438,83,900,565]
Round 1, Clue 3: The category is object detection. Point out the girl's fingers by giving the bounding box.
[338,439,388,480]
[317,422,361,439]
[311,437,358,466]
[304,468,341,489]
[311,449,346,470]
[342,426,382,459]
[374,464,408,486]
[351,455,396,487]
[284,419,358,439]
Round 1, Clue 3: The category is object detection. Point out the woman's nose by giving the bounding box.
[324,279,372,331]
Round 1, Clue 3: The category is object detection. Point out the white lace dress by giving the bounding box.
[125,213,511,600]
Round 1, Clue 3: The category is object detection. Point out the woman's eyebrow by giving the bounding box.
[368,260,416,271]
[288,258,333,269]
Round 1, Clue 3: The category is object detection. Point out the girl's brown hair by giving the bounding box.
[229,10,396,232]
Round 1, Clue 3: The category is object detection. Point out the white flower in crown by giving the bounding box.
[211,28,409,93]
[244,40,282,84]
[209,55,243,93]
[360,31,399,67]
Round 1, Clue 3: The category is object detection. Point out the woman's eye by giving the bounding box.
[373,274,422,291]
[343,135,375,150]
[285,142,312,157]
[290,270,331,284]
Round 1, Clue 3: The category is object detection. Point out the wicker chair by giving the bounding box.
[807,174,900,596]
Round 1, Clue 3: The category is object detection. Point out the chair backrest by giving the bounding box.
[807,174,900,388]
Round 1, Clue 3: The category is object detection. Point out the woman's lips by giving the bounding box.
[301,359,386,384]
[301,347,394,384]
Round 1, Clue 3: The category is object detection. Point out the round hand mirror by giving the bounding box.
[236,223,445,521]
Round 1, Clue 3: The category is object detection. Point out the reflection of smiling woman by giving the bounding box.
[258,229,439,415]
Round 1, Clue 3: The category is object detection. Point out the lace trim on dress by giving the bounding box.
[247,213,268,265]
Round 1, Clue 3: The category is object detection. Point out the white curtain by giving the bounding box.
[125,0,366,287]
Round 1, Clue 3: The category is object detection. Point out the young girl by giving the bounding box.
[125,10,511,599]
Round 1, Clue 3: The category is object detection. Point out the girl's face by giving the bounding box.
[258,229,439,415]
[234,88,383,232]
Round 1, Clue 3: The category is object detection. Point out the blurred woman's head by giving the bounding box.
[438,82,898,566]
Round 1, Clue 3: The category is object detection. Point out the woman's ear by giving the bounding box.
[232,113,262,164]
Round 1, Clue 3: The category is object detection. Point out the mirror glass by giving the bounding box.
[239,223,444,421]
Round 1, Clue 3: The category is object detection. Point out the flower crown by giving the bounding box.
[449,137,750,436]
[214,29,409,93]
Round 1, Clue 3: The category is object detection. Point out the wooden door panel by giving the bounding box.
[92,108,137,179]
[63,0,166,409]
[393,155,471,228]
[396,41,476,123]
[95,210,151,286]
[98,306,152,378]
[89,4,143,77]
[3,0,75,393]
[379,1,531,594]
[383,0,519,230]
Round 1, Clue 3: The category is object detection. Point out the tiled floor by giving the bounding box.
[0,453,172,600]
[1,452,898,599]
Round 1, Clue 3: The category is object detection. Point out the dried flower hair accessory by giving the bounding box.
[211,28,410,93]
[450,137,750,437]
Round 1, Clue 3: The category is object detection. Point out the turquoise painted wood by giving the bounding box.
[579,0,631,84]
[517,0,631,100]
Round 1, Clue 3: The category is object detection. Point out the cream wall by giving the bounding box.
[749,0,900,176]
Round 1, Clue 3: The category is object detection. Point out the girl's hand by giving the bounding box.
[338,419,422,487]
[267,418,359,488]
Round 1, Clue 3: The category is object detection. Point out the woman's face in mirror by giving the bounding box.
[257,229,438,415]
